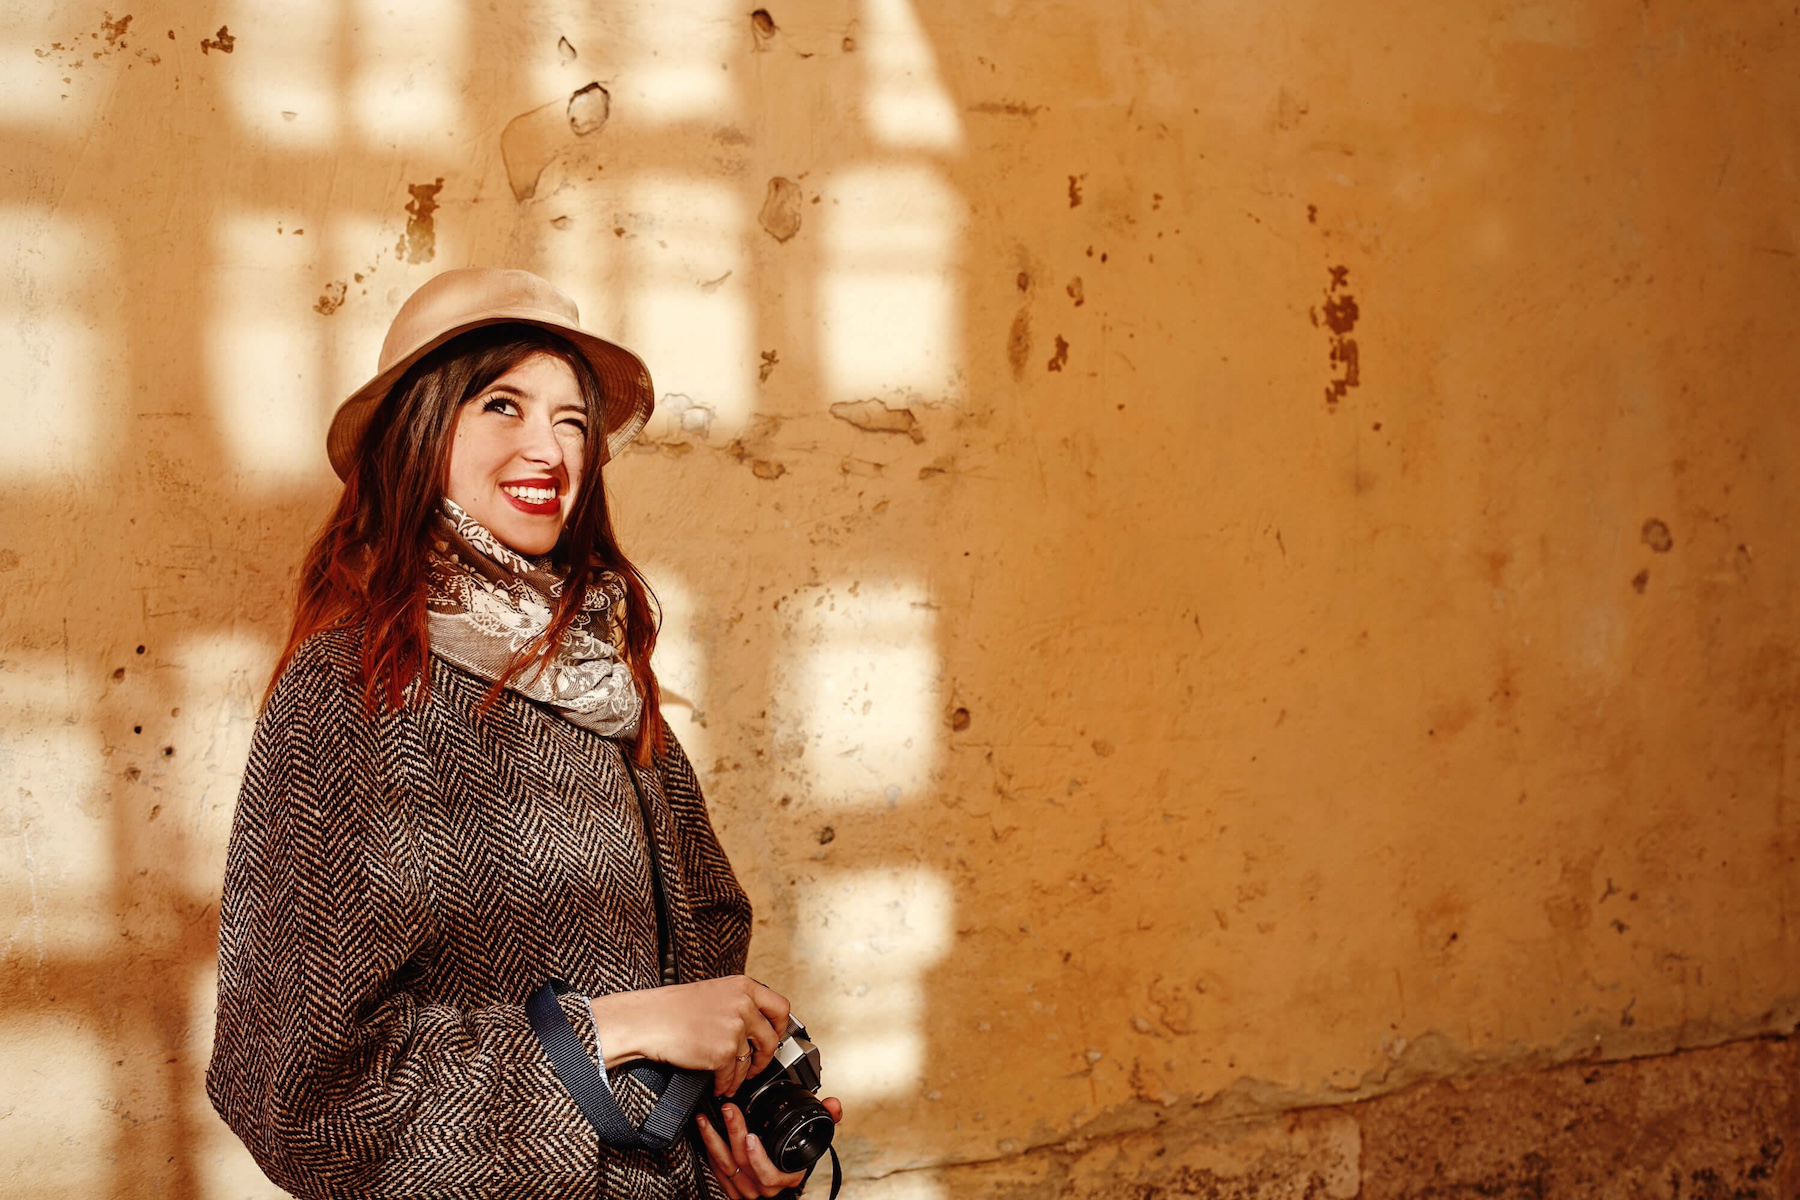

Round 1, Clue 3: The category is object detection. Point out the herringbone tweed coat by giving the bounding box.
[207,627,752,1199]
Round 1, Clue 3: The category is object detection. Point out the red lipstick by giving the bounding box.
[500,477,561,516]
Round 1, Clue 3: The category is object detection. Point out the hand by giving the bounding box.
[587,975,791,1098]
[697,1097,844,1198]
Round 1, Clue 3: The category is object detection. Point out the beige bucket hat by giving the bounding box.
[326,267,655,480]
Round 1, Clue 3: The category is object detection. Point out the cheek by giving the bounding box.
[563,437,588,495]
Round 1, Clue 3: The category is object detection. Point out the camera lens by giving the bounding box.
[742,1082,835,1174]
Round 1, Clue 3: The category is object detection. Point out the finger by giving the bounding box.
[740,1010,781,1080]
[726,1034,758,1097]
[823,1096,843,1122]
[743,1131,807,1192]
[722,1102,757,1176]
[747,979,793,1037]
[695,1114,753,1197]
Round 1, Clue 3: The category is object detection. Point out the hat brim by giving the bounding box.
[325,311,655,480]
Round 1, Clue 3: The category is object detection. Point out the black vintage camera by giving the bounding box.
[717,1016,835,1174]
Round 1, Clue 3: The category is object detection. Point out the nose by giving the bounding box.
[518,410,564,469]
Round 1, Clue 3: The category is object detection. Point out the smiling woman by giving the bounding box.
[447,352,590,556]
[205,268,841,1200]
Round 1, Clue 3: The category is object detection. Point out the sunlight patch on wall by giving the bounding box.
[861,0,962,150]
[0,658,107,962]
[796,868,951,1102]
[224,0,340,145]
[351,0,466,142]
[625,0,739,123]
[173,632,275,879]
[0,33,105,126]
[819,166,964,404]
[786,579,939,806]
[188,965,288,1199]
[0,207,113,478]
[854,1171,948,1200]
[319,214,392,410]
[535,217,622,359]
[207,214,328,481]
[624,176,753,435]
[0,1014,111,1193]
[646,569,711,768]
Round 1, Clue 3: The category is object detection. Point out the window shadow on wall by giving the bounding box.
[0,0,989,1195]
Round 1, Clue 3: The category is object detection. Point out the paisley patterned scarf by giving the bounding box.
[424,499,643,738]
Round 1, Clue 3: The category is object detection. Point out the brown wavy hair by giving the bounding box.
[269,324,664,762]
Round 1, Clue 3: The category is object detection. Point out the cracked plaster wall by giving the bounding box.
[1,0,1797,1196]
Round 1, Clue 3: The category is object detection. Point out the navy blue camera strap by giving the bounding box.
[526,979,709,1152]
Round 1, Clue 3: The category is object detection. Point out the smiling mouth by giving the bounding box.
[501,480,561,515]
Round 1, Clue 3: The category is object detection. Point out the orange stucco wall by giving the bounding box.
[2,0,1796,1195]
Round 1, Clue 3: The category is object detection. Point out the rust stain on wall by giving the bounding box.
[313,281,347,315]
[396,179,444,263]
[1313,265,1361,408]
[199,23,233,53]
[1008,309,1033,379]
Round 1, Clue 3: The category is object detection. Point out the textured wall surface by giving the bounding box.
[2,0,1797,1196]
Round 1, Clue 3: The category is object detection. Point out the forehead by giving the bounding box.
[488,351,583,403]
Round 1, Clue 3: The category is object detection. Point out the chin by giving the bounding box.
[502,529,562,556]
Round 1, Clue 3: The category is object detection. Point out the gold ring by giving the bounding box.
[735,1052,752,1061]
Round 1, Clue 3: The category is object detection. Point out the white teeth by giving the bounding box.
[503,485,557,503]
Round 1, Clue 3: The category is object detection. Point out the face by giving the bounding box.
[445,352,589,556]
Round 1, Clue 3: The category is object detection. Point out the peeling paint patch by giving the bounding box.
[1047,335,1070,372]
[759,350,779,382]
[1066,277,1085,307]
[568,82,610,136]
[557,36,577,62]
[313,281,347,316]
[829,399,924,442]
[501,83,609,202]
[199,24,234,54]
[751,459,786,481]
[1642,518,1674,553]
[1068,174,1085,208]
[758,177,803,242]
[396,179,444,263]
[751,9,778,49]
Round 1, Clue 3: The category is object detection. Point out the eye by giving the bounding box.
[481,394,520,417]
[558,415,588,436]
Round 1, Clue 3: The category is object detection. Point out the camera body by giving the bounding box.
[722,1017,834,1174]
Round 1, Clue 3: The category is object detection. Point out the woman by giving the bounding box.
[207,267,840,1199]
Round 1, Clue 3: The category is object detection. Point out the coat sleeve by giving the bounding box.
[205,637,613,1199]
